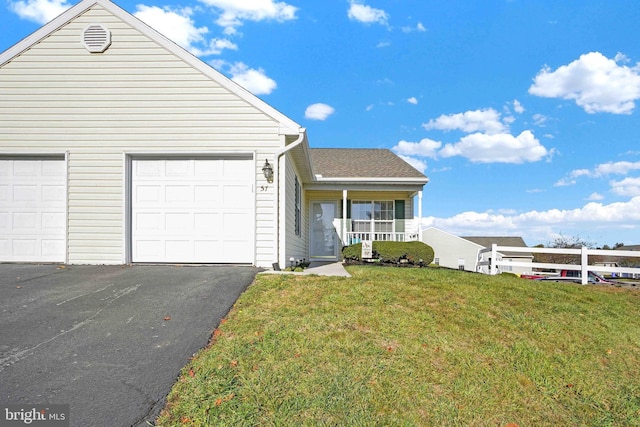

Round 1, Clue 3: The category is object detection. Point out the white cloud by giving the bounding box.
[393,138,441,158]
[398,155,427,173]
[439,130,549,164]
[587,192,605,201]
[513,99,525,114]
[554,177,576,187]
[347,1,389,26]
[228,62,277,95]
[134,6,209,54]
[610,177,640,197]
[529,51,640,114]
[305,103,335,120]
[559,161,640,186]
[402,22,426,33]
[423,108,507,135]
[9,0,70,24]
[422,196,640,245]
[407,97,418,105]
[533,113,548,126]
[200,0,298,35]
[202,38,239,55]
[592,161,640,176]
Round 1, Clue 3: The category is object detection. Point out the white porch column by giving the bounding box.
[418,190,423,241]
[342,190,348,245]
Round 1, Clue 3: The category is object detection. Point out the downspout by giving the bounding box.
[272,128,307,268]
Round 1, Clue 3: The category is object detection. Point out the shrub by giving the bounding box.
[343,241,434,265]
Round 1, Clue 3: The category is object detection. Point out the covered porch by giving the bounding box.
[306,189,423,261]
[305,148,429,262]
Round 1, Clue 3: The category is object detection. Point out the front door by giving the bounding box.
[310,201,338,259]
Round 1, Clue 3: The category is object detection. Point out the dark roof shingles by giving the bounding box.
[462,236,532,257]
[309,148,426,179]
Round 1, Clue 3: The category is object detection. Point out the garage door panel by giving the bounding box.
[223,185,252,208]
[136,213,161,231]
[13,185,38,203]
[14,212,38,230]
[165,186,191,204]
[13,240,37,256]
[166,160,190,176]
[194,213,221,233]
[42,212,65,230]
[194,185,221,204]
[132,158,254,263]
[42,240,65,257]
[136,186,161,204]
[165,240,192,259]
[43,185,65,202]
[165,213,192,233]
[194,160,220,177]
[193,241,221,263]
[14,161,39,176]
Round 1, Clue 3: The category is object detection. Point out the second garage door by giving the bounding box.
[0,158,66,263]
[131,157,254,263]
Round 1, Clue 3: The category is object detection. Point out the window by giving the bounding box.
[294,176,301,237]
[351,200,394,238]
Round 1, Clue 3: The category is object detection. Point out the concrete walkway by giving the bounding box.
[261,261,351,277]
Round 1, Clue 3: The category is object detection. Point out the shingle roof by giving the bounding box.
[462,236,532,257]
[310,148,427,179]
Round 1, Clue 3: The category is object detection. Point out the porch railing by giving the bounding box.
[345,232,418,245]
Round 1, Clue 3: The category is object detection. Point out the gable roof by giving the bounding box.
[0,0,302,137]
[461,236,532,257]
[618,245,640,251]
[310,148,427,182]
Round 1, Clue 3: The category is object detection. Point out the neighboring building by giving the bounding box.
[595,245,640,278]
[0,0,427,268]
[422,227,533,274]
[462,236,533,274]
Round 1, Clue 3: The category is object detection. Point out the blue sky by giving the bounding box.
[3,0,640,247]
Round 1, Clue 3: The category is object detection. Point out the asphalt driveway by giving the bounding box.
[0,264,260,427]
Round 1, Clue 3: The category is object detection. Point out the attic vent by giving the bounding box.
[82,24,111,53]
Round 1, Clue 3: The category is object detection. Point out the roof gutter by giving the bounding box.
[272,128,307,268]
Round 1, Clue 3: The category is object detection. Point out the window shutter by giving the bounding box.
[339,199,352,219]
[395,200,405,232]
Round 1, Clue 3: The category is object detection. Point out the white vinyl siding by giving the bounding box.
[281,155,307,265]
[0,5,285,266]
[421,228,482,272]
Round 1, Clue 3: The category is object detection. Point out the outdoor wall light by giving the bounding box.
[262,159,274,183]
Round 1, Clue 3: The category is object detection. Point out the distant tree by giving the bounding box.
[549,234,595,249]
[615,242,624,249]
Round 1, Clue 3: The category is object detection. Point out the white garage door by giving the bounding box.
[131,157,255,263]
[0,158,66,262]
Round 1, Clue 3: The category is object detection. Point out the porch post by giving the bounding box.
[342,190,348,245]
[418,190,423,241]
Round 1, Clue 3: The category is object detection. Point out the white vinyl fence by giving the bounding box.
[478,244,640,285]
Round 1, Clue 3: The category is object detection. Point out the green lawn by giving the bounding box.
[156,266,640,426]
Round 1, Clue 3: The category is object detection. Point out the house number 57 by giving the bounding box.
[260,186,268,192]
